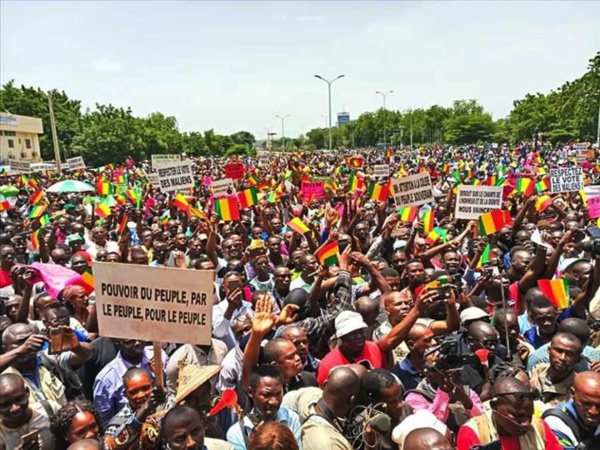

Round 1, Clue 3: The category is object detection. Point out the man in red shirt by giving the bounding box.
[456,377,562,450]
[317,310,384,386]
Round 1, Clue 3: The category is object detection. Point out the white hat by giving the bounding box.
[559,257,588,273]
[392,410,449,448]
[335,311,367,338]
[460,307,490,324]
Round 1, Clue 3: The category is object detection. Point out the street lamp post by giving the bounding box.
[275,115,290,151]
[376,90,393,148]
[314,74,345,151]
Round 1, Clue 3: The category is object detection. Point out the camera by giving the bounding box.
[582,239,600,256]
[428,335,478,371]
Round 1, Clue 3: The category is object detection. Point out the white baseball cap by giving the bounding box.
[335,311,367,338]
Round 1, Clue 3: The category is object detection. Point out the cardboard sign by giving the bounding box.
[390,172,434,208]
[93,262,213,345]
[572,143,589,151]
[374,164,390,178]
[211,178,236,197]
[550,167,584,194]
[8,159,31,173]
[146,173,160,187]
[156,161,194,193]
[301,181,325,199]
[66,156,86,170]
[585,186,600,219]
[455,185,503,220]
[152,154,181,169]
[257,151,270,167]
[224,163,244,179]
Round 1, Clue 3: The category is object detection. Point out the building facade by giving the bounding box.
[0,113,44,163]
[337,112,350,126]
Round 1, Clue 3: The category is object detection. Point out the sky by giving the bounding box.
[1,1,599,140]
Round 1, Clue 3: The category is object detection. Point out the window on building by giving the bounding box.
[25,139,31,149]
[2,131,16,137]
[7,139,14,148]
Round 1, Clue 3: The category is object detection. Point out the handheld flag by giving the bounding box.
[214,197,240,221]
[316,241,339,267]
[538,279,569,309]
[287,217,309,235]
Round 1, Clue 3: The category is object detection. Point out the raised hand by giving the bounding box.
[252,295,276,336]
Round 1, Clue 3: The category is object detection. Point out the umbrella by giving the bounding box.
[0,185,19,197]
[47,180,95,193]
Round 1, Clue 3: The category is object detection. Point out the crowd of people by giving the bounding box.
[0,142,599,450]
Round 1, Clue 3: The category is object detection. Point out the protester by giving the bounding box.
[0,142,598,449]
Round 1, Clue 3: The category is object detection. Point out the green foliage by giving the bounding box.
[503,52,599,142]
[0,81,256,165]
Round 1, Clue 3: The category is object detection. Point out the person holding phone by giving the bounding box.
[0,373,54,450]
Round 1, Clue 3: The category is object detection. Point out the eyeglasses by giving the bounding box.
[472,337,499,347]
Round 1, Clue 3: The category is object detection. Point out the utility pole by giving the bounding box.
[409,109,413,150]
[275,115,290,152]
[314,74,345,151]
[376,90,393,148]
[48,92,62,172]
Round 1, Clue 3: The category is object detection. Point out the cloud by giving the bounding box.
[91,58,121,73]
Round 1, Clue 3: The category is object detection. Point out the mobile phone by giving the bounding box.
[21,430,39,447]
[436,275,452,301]
[228,280,242,293]
[49,328,64,355]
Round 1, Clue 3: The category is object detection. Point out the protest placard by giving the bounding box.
[390,172,434,208]
[374,164,389,178]
[8,159,31,173]
[94,262,213,345]
[152,154,181,169]
[66,156,86,170]
[572,143,589,151]
[156,160,193,193]
[211,178,236,197]
[455,185,503,220]
[301,180,325,199]
[585,186,600,219]
[550,167,583,193]
[146,172,160,187]
[257,151,270,167]
[224,163,244,179]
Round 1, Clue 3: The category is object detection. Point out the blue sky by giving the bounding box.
[1,1,598,140]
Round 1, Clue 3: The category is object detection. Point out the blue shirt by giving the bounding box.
[393,356,422,391]
[524,306,579,349]
[93,347,167,428]
[226,407,302,450]
[528,344,600,373]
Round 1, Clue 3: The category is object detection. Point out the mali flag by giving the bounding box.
[214,197,240,221]
[238,187,258,209]
[478,210,512,236]
[367,182,390,202]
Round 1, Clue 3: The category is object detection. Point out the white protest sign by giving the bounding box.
[455,185,503,220]
[156,161,194,193]
[257,151,270,167]
[93,262,214,345]
[152,154,181,169]
[573,143,589,151]
[374,164,390,178]
[146,173,160,187]
[550,167,583,194]
[66,156,86,170]
[390,172,434,208]
[8,159,31,173]
[211,178,236,197]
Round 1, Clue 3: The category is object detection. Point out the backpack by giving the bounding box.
[39,352,84,400]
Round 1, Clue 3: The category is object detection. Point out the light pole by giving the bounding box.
[376,90,393,148]
[275,115,289,151]
[314,74,345,151]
